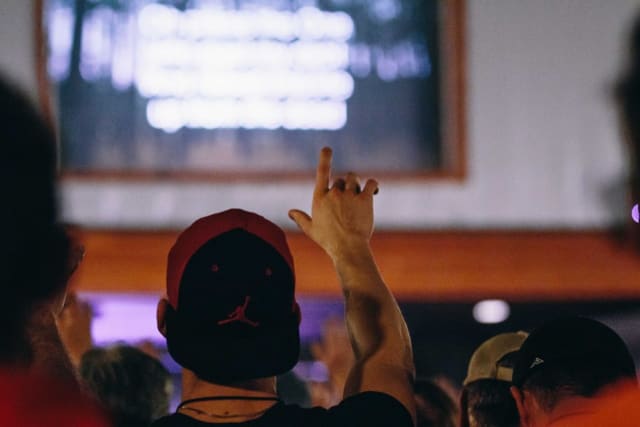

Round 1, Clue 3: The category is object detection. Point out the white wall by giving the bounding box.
[0,0,39,101]
[2,0,638,229]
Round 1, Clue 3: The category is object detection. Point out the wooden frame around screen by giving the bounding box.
[35,0,54,128]
[36,0,467,182]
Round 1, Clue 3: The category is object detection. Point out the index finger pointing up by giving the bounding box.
[314,147,333,197]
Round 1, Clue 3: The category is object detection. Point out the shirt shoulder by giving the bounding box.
[151,393,412,427]
[150,413,211,427]
[327,392,413,426]
[267,392,413,427]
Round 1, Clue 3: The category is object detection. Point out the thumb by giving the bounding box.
[288,209,312,235]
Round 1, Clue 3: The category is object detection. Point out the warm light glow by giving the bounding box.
[473,300,511,324]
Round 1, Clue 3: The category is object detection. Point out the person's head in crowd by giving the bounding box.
[0,74,108,425]
[80,345,172,426]
[0,75,70,363]
[461,332,527,427]
[156,208,300,389]
[617,12,640,249]
[414,379,458,427]
[617,12,640,166]
[310,316,355,407]
[510,317,637,427]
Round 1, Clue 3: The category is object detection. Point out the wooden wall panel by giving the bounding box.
[71,231,640,301]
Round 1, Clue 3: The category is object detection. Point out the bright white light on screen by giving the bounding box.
[473,300,511,324]
[133,4,355,132]
[47,2,432,93]
[111,14,136,91]
[48,7,73,81]
[146,99,183,133]
[137,4,180,37]
[146,98,347,132]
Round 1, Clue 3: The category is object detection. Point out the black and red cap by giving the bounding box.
[164,209,301,383]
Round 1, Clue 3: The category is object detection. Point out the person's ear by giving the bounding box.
[511,386,528,427]
[157,298,170,337]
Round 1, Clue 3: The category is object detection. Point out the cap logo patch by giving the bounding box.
[217,296,259,327]
[530,357,545,369]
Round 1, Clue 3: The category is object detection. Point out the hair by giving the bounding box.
[460,350,520,427]
[0,75,70,362]
[80,345,172,427]
[521,358,636,413]
[461,380,519,427]
[414,379,458,427]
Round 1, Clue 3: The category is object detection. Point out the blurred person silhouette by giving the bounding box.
[81,345,173,427]
[276,371,311,408]
[510,317,637,427]
[55,226,92,367]
[309,316,355,407]
[0,75,71,371]
[460,332,527,427]
[0,75,109,425]
[59,292,174,426]
[616,11,640,248]
[57,291,94,367]
[0,370,109,427]
[152,148,415,426]
[414,379,458,427]
[519,12,640,427]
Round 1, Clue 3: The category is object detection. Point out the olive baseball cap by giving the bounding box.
[464,332,528,386]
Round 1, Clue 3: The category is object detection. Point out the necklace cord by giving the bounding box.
[177,395,281,411]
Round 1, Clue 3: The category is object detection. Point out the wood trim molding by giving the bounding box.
[440,0,467,180]
[70,230,640,301]
[34,0,54,126]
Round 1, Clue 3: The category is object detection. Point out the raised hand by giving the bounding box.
[288,147,378,261]
[290,148,415,425]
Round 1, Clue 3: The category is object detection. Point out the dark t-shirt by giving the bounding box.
[151,392,412,427]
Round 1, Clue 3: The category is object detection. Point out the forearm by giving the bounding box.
[290,148,416,423]
[333,243,413,373]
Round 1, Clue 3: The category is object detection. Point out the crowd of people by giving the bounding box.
[1,10,640,427]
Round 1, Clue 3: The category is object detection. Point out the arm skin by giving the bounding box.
[289,147,416,425]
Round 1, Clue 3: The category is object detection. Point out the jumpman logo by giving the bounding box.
[218,296,260,327]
